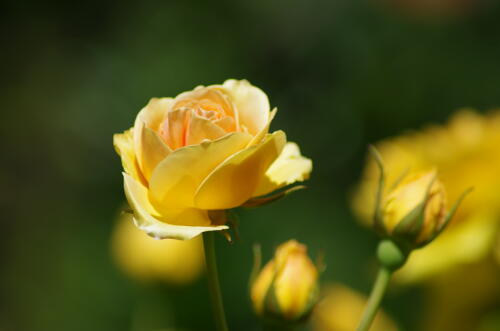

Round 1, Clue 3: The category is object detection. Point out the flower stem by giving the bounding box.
[203,232,229,331]
[356,267,392,331]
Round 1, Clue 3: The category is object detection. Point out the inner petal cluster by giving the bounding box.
[158,88,240,149]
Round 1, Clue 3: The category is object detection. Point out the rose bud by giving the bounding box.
[369,146,472,262]
[250,240,319,323]
[382,170,448,248]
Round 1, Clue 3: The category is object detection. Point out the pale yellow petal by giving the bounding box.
[149,132,252,211]
[253,142,312,197]
[133,98,173,170]
[123,173,227,240]
[186,114,227,146]
[113,129,145,184]
[222,79,270,135]
[194,131,286,210]
[248,108,277,147]
[140,126,171,180]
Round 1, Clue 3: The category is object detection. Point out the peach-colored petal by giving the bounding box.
[186,114,227,146]
[221,79,270,135]
[213,116,237,132]
[123,173,227,240]
[149,132,253,212]
[194,130,286,210]
[159,109,190,150]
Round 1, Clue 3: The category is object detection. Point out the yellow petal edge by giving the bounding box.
[253,142,312,197]
[123,173,228,240]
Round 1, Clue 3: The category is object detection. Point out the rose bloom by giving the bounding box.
[114,80,312,240]
[352,109,500,282]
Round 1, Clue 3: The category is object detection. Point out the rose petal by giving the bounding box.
[160,109,190,150]
[248,107,277,147]
[123,173,227,240]
[194,130,286,210]
[222,79,270,135]
[140,126,171,180]
[186,114,227,146]
[134,98,173,170]
[149,132,252,211]
[213,116,237,132]
[253,142,312,197]
[113,129,146,185]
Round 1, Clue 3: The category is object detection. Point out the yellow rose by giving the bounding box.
[311,284,398,331]
[382,170,448,247]
[352,109,500,282]
[250,240,319,322]
[114,80,312,240]
[111,212,204,285]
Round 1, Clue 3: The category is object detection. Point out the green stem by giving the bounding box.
[203,232,229,331]
[356,267,392,331]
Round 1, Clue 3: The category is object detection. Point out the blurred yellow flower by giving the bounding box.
[419,260,500,331]
[311,284,398,331]
[111,213,204,285]
[352,109,500,282]
[114,79,312,240]
[251,240,319,321]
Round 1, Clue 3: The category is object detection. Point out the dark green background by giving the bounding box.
[2,0,500,330]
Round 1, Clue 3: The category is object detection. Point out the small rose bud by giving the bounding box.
[381,170,447,247]
[250,240,319,323]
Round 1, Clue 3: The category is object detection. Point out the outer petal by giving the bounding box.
[186,114,227,146]
[140,126,171,180]
[123,173,227,240]
[149,132,252,211]
[113,129,145,184]
[222,79,270,135]
[253,142,312,197]
[194,130,287,210]
[134,98,173,170]
[248,108,277,147]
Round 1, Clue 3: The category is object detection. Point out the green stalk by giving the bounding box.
[356,267,392,331]
[203,232,229,331]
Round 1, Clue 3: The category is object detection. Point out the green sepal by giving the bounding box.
[392,201,425,246]
[377,240,409,271]
[418,187,473,247]
[241,185,306,208]
[369,145,387,236]
[315,249,327,274]
[249,244,262,291]
[392,174,437,246]
[262,264,283,318]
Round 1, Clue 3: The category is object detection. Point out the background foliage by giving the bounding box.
[2,0,500,330]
